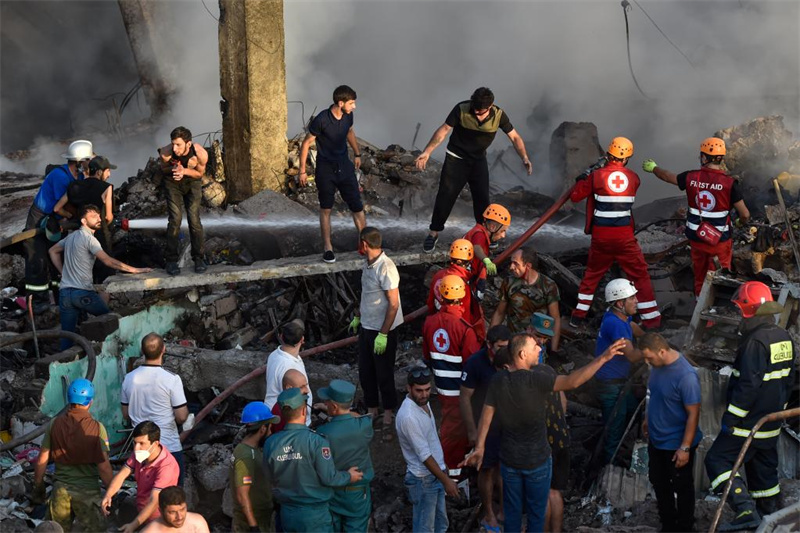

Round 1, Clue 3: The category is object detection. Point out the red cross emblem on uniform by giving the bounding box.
[433,328,451,352]
[697,190,716,211]
[607,171,629,193]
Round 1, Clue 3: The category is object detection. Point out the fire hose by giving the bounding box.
[181,185,580,441]
[708,407,800,533]
[0,330,97,451]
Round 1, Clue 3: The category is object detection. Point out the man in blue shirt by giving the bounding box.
[298,85,366,264]
[640,332,702,533]
[593,278,645,465]
[24,140,92,312]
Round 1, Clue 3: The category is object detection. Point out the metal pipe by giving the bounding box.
[708,407,800,533]
[180,187,577,441]
[0,330,97,451]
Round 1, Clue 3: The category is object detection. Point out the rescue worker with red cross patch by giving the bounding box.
[422,275,482,477]
[642,137,750,295]
[569,137,662,329]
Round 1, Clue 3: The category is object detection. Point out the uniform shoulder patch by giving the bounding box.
[321,447,331,460]
[770,340,793,364]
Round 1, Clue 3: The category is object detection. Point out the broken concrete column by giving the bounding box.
[218,0,288,201]
[549,122,604,209]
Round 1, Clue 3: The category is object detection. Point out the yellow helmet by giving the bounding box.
[449,239,474,261]
[440,275,466,301]
[607,137,634,159]
[700,137,726,156]
[483,204,511,226]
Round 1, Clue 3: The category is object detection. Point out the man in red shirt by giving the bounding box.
[642,137,750,295]
[423,275,482,477]
[569,137,661,329]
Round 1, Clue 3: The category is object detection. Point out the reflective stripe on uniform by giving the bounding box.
[762,368,791,381]
[640,310,661,320]
[594,210,631,218]
[431,353,462,364]
[727,404,749,418]
[578,293,595,301]
[637,300,658,309]
[688,207,728,218]
[433,369,462,379]
[25,283,50,292]
[686,221,730,232]
[731,427,781,439]
[750,484,781,498]
[710,470,737,490]
[576,303,591,311]
[595,195,635,203]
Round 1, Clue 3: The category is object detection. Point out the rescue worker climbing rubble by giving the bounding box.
[422,275,482,478]
[642,137,750,295]
[569,137,661,329]
[705,281,796,532]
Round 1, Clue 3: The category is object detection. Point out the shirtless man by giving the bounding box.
[158,127,208,276]
[142,487,209,533]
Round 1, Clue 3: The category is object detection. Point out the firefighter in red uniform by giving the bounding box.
[569,137,661,329]
[422,275,482,477]
[642,137,750,295]
[427,239,485,342]
[705,281,795,531]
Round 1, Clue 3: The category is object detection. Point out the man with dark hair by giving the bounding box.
[349,226,403,432]
[316,380,375,532]
[102,421,180,533]
[265,388,364,532]
[642,138,750,295]
[491,246,561,350]
[158,126,209,276]
[396,368,458,533]
[415,87,532,253]
[460,325,512,531]
[639,332,702,533]
[33,379,112,532]
[49,205,150,349]
[142,486,210,532]
[121,332,189,484]
[298,85,366,263]
[265,319,312,425]
[230,402,281,532]
[464,334,626,533]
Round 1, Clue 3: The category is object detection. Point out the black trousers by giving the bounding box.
[429,153,490,232]
[23,205,59,298]
[164,178,204,263]
[648,443,696,532]
[358,328,398,410]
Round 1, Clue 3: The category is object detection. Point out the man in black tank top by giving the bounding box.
[158,127,208,276]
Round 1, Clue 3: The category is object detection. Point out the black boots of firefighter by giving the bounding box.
[719,478,761,532]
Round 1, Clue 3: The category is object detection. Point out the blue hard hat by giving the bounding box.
[241,401,280,425]
[67,378,95,406]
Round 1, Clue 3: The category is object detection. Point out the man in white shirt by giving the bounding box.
[396,368,458,533]
[121,333,189,484]
[264,319,312,425]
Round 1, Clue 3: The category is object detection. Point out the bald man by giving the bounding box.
[269,369,311,433]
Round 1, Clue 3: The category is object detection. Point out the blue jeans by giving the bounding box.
[596,380,638,465]
[501,456,552,533]
[404,472,448,533]
[59,288,110,350]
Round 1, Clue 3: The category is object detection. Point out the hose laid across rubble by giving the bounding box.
[181,187,577,441]
[0,330,97,451]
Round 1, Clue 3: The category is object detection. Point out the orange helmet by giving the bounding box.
[732,281,772,318]
[449,239,474,261]
[483,204,511,226]
[440,275,466,301]
[607,137,634,159]
[700,137,726,156]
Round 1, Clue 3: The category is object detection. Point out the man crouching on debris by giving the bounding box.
[158,126,209,276]
[463,334,627,533]
[49,205,151,351]
[33,379,112,532]
[298,85,366,264]
[639,333,702,533]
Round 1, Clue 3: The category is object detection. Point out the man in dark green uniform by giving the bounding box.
[316,380,374,532]
[231,402,281,532]
[264,388,364,533]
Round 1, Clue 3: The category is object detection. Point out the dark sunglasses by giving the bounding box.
[409,367,431,379]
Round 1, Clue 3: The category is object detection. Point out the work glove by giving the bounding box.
[348,316,361,334]
[374,333,388,355]
[482,257,497,276]
[642,159,658,173]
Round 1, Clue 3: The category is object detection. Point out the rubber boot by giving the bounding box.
[720,479,761,531]
[755,495,780,518]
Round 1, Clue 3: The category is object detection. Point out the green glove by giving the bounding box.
[348,316,361,334]
[642,159,658,173]
[482,257,497,276]
[374,333,388,355]
[735,217,744,228]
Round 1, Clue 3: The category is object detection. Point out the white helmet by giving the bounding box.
[605,278,637,303]
[61,140,93,161]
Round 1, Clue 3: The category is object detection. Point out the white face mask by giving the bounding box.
[134,444,153,463]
